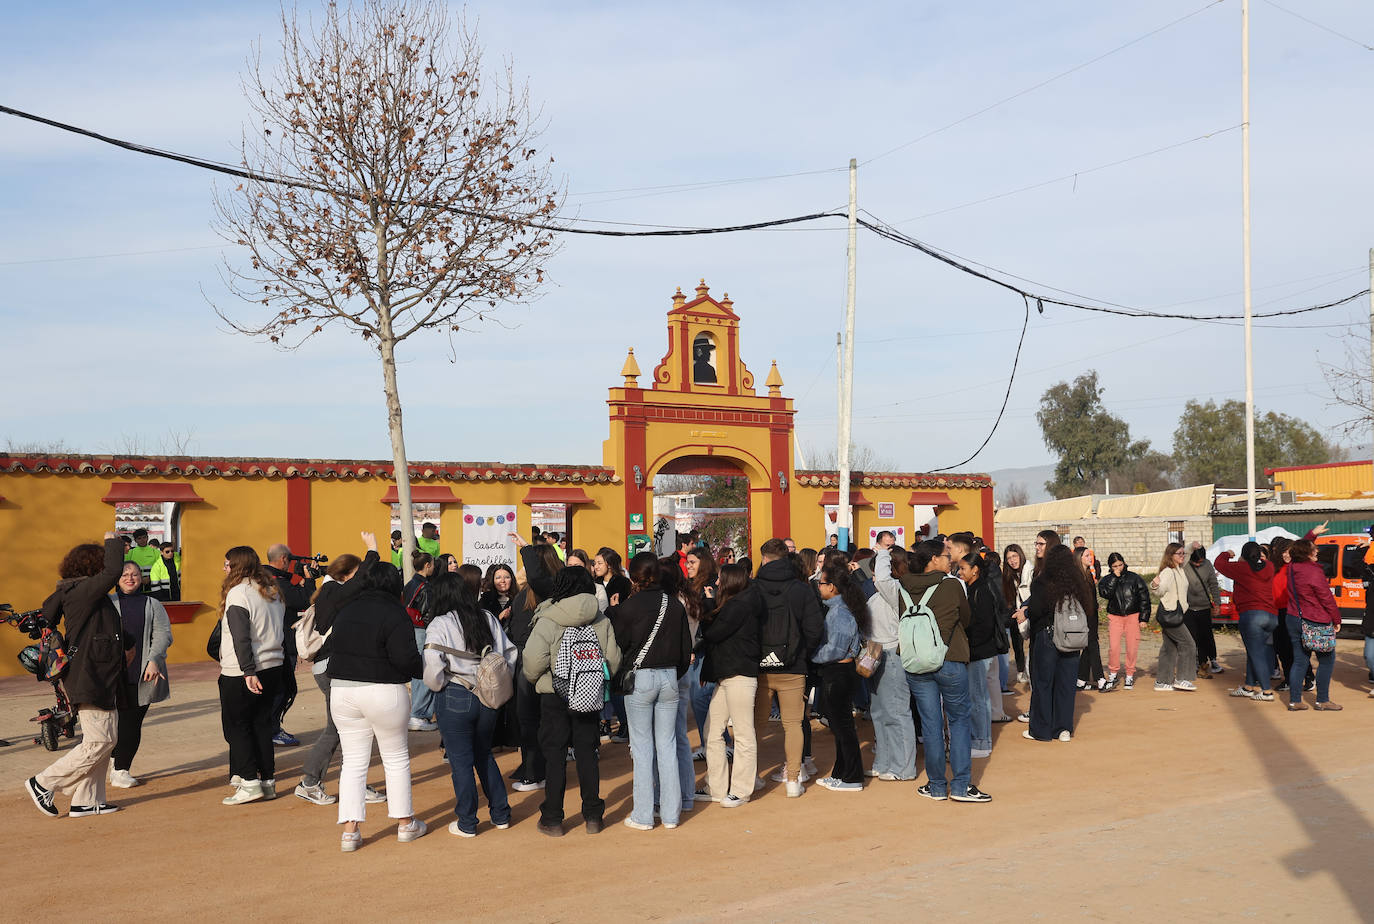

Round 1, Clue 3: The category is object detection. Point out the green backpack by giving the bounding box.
[897,584,946,674]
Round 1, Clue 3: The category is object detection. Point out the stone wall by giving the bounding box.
[994,515,1213,575]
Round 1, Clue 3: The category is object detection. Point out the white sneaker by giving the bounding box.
[407,718,437,732]
[341,830,362,853]
[622,817,654,831]
[1057,731,1072,742]
[690,747,706,762]
[109,769,139,788]
[295,782,337,805]
[770,764,811,783]
[1017,672,1029,684]
[228,775,243,789]
[1173,680,1197,692]
[786,780,804,798]
[720,794,746,808]
[1153,682,1173,692]
[260,779,276,800]
[802,757,819,776]
[397,818,428,842]
[364,785,386,803]
[222,781,264,805]
[448,820,477,838]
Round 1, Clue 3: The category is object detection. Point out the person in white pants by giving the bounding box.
[322,533,428,852]
[695,565,763,806]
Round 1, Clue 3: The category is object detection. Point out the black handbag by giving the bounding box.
[1155,602,1185,628]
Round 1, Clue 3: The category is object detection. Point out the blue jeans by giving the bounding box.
[966,658,993,753]
[435,682,510,834]
[1238,610,1278,690]
[1285,613,1336,704]
[905,660,971,797]
[867,647,916,778]
[627,667,682,826]
[1028,628,1079,740]
[1364,637,1374,682]
[997,652,1010,692]
[410,627,436,721]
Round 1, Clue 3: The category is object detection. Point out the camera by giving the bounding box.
[1,606,49,640]
[288,553,329,578]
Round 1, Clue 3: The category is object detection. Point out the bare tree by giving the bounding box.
[3,437,73,454]
[213,0,560,577]
[803,442,897,472]
[997,482,1029,508]
[1319,331,1373,439]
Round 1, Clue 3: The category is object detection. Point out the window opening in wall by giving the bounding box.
[1167,521,1185,546]
[692,332,718,384]
[115,501,180,593]
[390,502,444,559]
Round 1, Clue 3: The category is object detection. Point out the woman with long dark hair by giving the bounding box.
[25,532,126,819]
[1276,538,1342,710]
[328,533,427,851]
[658,556,700,813]
[864,545,917,780]
[609,553,692,830]
[1215,541,1278,701]
[685,545,725,760]
[479,563,516,620]
[422,571,518,836]
[958,553,1000,758]
[217,545,287,806]
[1001,544,1030,684]
[296,552,387,807]
[813,563,870,791]
[696,563,762,806]
[506,536,563,792]
[1014,544,1089,742]
[1074,548,1107,692]
[1097,553,1150,691]
[108,562,172,789]
[1150,543,1198,693]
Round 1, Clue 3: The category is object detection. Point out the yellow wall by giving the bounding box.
[786,482,989,551]
[1271,461,1373,500]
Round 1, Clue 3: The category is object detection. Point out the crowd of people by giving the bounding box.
[21,521,1369,847]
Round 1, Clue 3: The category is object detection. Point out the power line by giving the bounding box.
[857,212,1371,320]
[861,0,1229,166]
[0,104,847,239]
[1259,0,1374,51]
[897,124,1241,223]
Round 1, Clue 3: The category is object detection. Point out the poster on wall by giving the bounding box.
[461,505,518,570]
[912,505,938,545]
[877,502,895,519]
[868,525,906,549]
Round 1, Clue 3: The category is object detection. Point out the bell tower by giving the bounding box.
[605,281,796,548]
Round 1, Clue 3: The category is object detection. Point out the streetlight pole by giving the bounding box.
[837,158,857,552]
[1241,0,1257,539]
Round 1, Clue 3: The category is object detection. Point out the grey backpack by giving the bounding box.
[1052,596,1091,653]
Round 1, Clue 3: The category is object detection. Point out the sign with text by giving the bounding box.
[868,525,906,549]
[461,505,518,571]
[877,502,896,519]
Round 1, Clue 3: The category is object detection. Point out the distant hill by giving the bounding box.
[986,463,1055,506]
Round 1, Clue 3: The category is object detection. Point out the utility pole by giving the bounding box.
[837,158,858,552]
[1241,0,1257,540]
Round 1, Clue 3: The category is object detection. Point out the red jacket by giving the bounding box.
[1274,561,1340,627]
[1215,552,1276,615]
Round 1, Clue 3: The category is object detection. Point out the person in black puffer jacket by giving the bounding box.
[959,553,1002,760]
[1097,553,1152,691]
[327,532,427,852]
[697,565,763,805]
[25,534,126,819]
[751,538,823,795]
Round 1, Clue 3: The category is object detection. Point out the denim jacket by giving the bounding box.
[812,595,862,664]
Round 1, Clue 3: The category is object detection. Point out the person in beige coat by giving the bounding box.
[1150,544,1198,692]
[521,566,621,837]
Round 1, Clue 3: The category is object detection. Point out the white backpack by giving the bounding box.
[896,584,946,674]
[552,624,608,712]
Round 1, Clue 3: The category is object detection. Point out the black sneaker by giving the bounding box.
[69,803,120,817]
[951,786,992,803]
[1275,681,1289,692]
[916,783,947,801]
[26,777,58,818]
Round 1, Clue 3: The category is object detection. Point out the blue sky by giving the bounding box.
[3,1,1372,478]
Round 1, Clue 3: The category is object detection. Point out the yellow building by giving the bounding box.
[1266,460,1374,500]
[0,281,990,675]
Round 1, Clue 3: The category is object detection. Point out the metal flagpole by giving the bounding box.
[1242,0,1257,539]
[837,159,858,552]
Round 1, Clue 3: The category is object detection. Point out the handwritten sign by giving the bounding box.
[461,505,517,571]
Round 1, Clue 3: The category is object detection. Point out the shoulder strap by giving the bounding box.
[632,592,670,671]
[919,584,939,608]
[1287,566,1303,619]
[425,641,480,660]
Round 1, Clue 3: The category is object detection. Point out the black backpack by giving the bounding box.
[757,582,802,670]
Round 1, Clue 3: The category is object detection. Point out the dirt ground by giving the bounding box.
[2,629,1373,922]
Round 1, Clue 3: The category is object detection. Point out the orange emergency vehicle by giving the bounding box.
[1315,534,1370,632]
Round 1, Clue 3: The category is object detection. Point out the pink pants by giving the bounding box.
[1106,614,1141,676]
